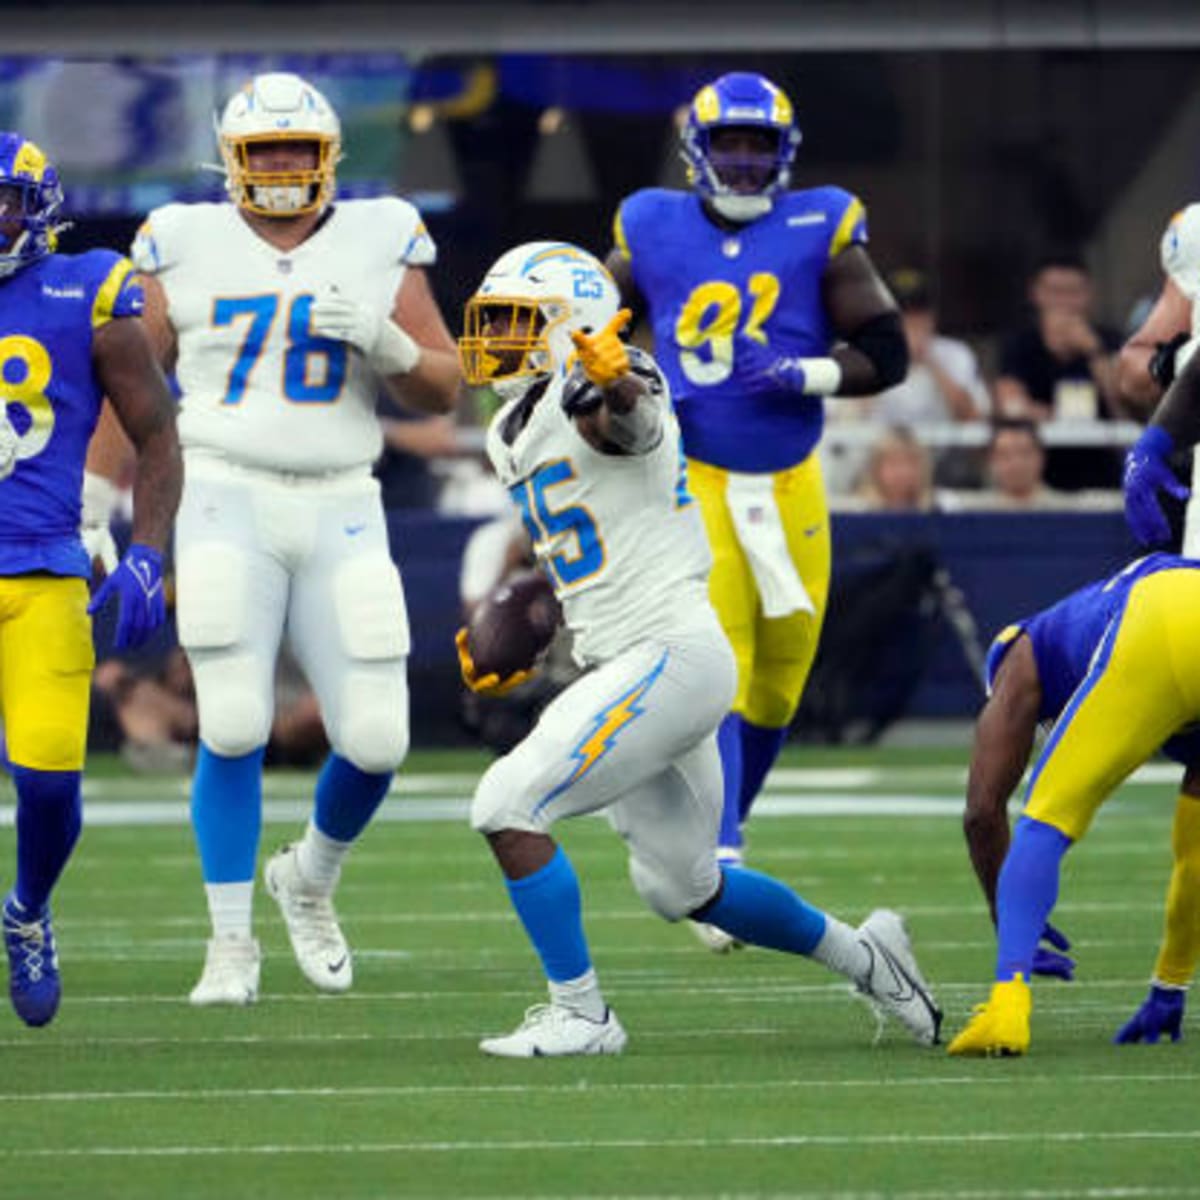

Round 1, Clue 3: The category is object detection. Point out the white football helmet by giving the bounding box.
[459,241,620,391]
[218,72,341,217]
[1162,204,1200,303]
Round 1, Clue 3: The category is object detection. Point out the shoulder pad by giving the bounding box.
[130,203,200,275]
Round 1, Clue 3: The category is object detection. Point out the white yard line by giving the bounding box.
[4,1129,1200,1158]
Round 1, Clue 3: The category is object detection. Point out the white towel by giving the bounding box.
[724,472,815,619]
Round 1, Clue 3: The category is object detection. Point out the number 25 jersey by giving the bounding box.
[0,250,142,577]
[132,197,434,474]
[614,186,867,473]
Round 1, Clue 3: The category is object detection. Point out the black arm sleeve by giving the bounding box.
[1152,343,1200,448]
[845,310,908,391]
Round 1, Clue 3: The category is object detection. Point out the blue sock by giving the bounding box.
[313,754,392,843]
[693,865,828,955]
[737,719,788,823]
[190,744,264,883]
[717,713,744,852]
[11,767,81,913]
[995,815,1073,981]
[504,847,591,982]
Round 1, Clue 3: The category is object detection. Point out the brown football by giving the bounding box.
[466,568,561,679]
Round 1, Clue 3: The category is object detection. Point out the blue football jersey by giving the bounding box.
[615,186,867,472]
[0,250,142,577]
[986,553,1200,763]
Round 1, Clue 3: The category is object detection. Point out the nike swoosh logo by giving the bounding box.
[328,955,348,974]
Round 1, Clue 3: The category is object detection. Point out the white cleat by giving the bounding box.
[855,908,943,1046]
[480,1003,628,1058]
[189,934,261,1006]
[264,844,352,993]
[688,920,744,955]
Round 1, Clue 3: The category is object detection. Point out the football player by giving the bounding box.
[1122,204,1200,551]
[0,133,181,1026]
[110,73,461,1005]
[949,545,1200,1055]
[604,72,908,947]
[456,241,939,1057]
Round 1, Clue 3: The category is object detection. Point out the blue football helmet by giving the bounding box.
[681,72,801,222]
[0,133,64,280]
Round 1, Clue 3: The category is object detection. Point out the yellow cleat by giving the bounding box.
[947,975,1032,1057]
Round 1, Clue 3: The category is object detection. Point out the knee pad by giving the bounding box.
[334,667,410,774]
[470,756,540,835]
[334,556,410,660]
[176,542,250,650]
[192,653,272,757]
[628,851,720,922]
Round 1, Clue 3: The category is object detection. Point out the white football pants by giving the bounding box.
[175,456,410,774]
[471,612,737,919]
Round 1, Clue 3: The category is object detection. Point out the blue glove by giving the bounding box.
[87,544,166,650]
[731,335,808,395]
[1123,425,1189,547]
[1032,921,1075,980]
[1114,983,1185,1044]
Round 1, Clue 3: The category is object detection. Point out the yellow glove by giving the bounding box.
[455,627,534,697]
[570,308,632,387]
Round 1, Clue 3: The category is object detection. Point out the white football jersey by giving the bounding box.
[485,365,714,664]
[132,197,435,472]
[1162,203,1200,321]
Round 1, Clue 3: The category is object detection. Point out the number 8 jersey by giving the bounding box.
[0,249,142,577]
[131,197,434,473]
[613,185,867,473]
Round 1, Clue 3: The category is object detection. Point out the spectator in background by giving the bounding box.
[850,425,938,513]
[875,269,991,488]
[951,418,1121,513]
[374,406,459,510]
[994,254,1124,489]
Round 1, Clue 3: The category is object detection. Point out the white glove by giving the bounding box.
[309,289,421,377]
[81,470,120,575]
[0,410,19,481]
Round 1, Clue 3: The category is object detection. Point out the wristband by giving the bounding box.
[82,471,120,526]
[370,320,421,377]
[797,357,842,396]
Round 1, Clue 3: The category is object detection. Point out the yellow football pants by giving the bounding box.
[1025,570,1200,841]
[0,575,93,771]
[687,455,831,730]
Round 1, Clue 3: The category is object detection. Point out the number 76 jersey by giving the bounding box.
[131,197,435,473]
[485,366,715,666]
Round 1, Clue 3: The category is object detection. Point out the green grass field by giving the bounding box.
[0,743,1196,1200]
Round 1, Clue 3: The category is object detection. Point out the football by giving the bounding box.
[466,568,561,680]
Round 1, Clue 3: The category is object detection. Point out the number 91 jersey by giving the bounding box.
[0,250,142,577]
[614,185,867,473]
[132,197,435,473]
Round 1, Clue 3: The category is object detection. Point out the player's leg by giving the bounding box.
[611,734,941,1046]
[0,577,92,1026]
[470,631,734,1056]
[739,457,831,820]
[176,474,287,1005]
[950,572,1200,1055]
[272,488,409,991]
[685,459,757,863]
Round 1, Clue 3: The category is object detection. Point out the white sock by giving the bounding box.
[549,968,607,1022]
[205,882,254,940]
[809,916,871,983]
[296,822,350,893]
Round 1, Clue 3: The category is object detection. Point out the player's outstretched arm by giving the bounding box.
[93,317,181,554]
[964,634,1042,923]
[1118,278,1191,419]
[820,245,909,396]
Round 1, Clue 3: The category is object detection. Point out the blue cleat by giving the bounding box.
[3,894,60,1027]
